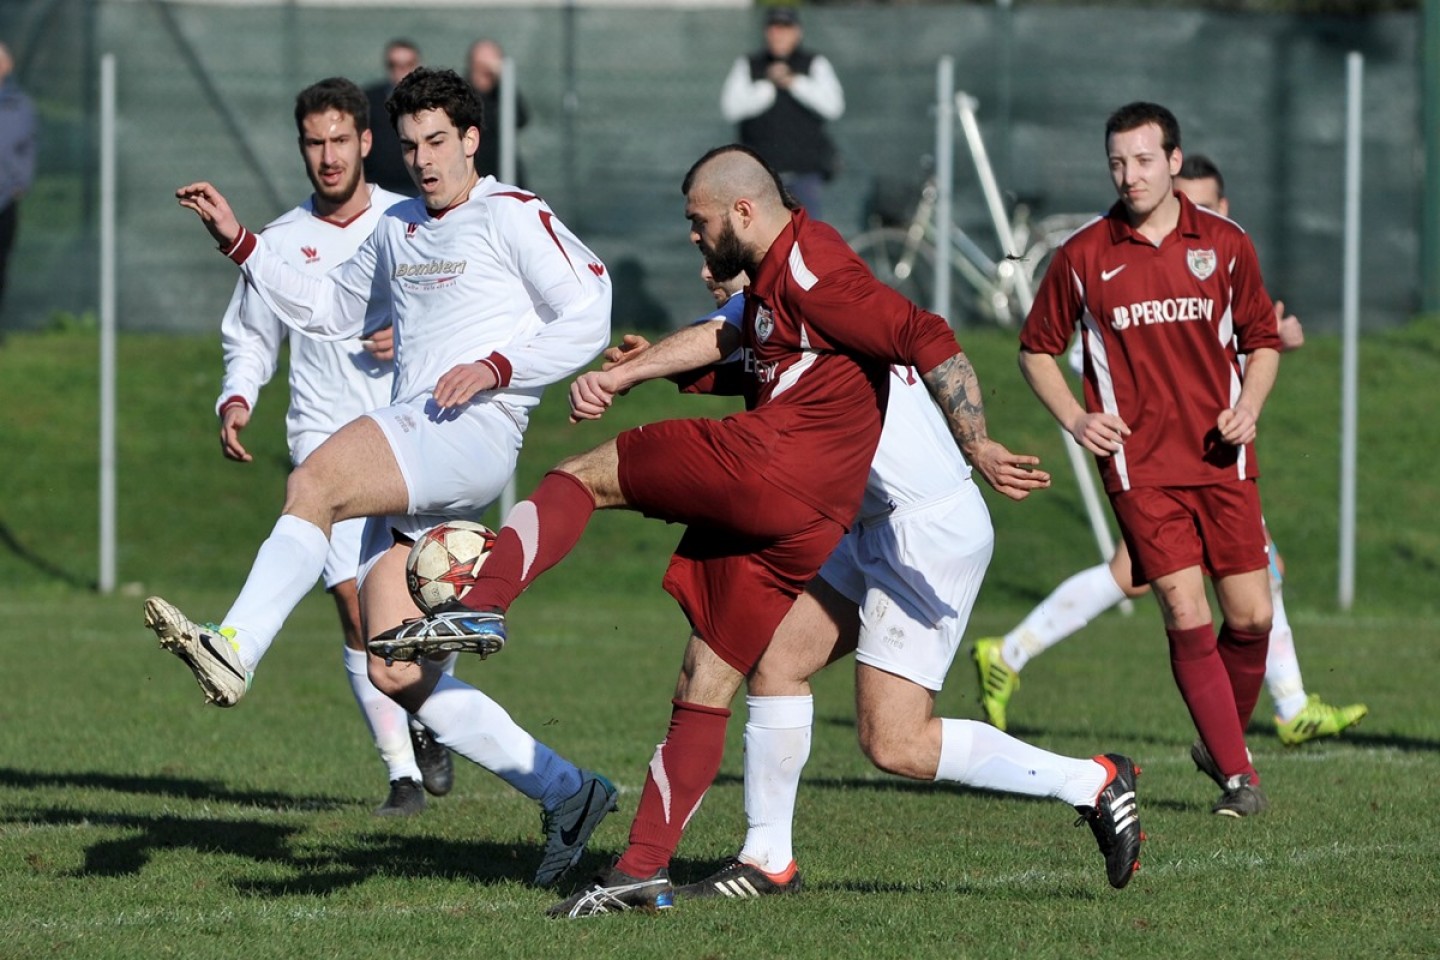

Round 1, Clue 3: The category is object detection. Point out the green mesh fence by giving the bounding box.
[0,1,1419,334]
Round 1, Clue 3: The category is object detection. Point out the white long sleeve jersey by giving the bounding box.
[217,185,406,448]
[225,176,612,416]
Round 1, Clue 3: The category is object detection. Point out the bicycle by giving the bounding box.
[849,176,1094,326]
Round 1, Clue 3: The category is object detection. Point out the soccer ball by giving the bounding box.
[405,520,498,615]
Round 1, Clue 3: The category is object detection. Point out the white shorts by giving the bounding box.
[322,516,366,590]
[819,480,994,691]
[356,397,522,589]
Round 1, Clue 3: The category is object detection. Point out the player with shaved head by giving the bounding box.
[374,144,1138,916]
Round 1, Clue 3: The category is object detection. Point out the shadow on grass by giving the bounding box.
[0,517,95,589]
[236,831,583,898]
[0,807,305,878]
[4,808,539,890]
[0,802,597,895]
[0,767,350,811]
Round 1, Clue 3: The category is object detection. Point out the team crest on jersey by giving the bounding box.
[754,305,775,344]
[1187,248,1217,281]
[300,245,320,264]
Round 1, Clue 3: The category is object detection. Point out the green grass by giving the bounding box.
[0,326,1437,958]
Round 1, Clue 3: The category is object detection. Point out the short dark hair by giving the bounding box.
[1105,101,1181,157]
[385,38,420,57]
[294,77,369,134]
[386,66,483,136]
[1177,153,1225,198]
[681,143,801,211]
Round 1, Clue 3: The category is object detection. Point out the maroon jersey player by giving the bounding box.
[1019,102,1283,817]
[373,144,1051,913]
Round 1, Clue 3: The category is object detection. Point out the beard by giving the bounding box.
[308,161,363,208]
[702,218,751,284]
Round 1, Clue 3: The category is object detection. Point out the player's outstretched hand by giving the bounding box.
[602,334,652,370]
[433,361,499,410]
[176,181,241,248]
[1070,411,1131,458]
[1216,404,1258,447]
[969,439,1050,502]
[219,403,252,462]
[569,370,623,422]
[362,326,395,362]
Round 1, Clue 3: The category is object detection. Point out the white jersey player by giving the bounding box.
[213,90,443,817]
[605,283,1144,897]
[150,69,618,887]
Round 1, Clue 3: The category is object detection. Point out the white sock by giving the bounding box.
[223,514,330,672]
[737,695,813,875]
[1001,564,1127,672]
[414,673,581,808]
[409,653,459,733]
[936,718,1107,808]
[342,646,421,783]
[1265,580,1307,721]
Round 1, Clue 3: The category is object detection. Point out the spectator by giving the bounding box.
[0,40,36,318]
[720,7,843,218]
[467,38,529,186]
[363,39,422,196]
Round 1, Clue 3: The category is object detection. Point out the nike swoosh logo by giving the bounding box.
[1101,265,1126,281]
[560,782,599,846]
[199,633,246,680]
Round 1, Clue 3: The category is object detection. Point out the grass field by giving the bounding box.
[1,324,1437,959]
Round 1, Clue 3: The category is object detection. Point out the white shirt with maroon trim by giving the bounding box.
[1021,192,1282,492]
[217,185,405,456]
[223,176,611,424]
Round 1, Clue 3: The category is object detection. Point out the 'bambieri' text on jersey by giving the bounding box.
[1021,192,1282,492]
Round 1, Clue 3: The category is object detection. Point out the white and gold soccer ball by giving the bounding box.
[405,520,497,615]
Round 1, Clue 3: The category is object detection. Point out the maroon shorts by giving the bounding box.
[617,417,846,674]
[1110,481,1267,586]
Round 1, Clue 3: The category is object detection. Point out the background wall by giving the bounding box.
[0,1,1418,335]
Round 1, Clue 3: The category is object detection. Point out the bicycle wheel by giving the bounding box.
[849,226,939,306]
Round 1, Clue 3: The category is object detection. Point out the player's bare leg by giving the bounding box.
[283,416,410,532]
[328,553,439,815]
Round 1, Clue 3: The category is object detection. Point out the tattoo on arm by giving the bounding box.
[921,352,988,454]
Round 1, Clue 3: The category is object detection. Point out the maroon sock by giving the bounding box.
[616,700,732,878]
[1216,623,1270,729]
[1167,625,1256,781]
[463,470,595,611]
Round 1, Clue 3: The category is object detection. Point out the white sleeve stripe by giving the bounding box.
[788,243,819,291]
[1082,308,1130,491]
[770,349,818,400]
